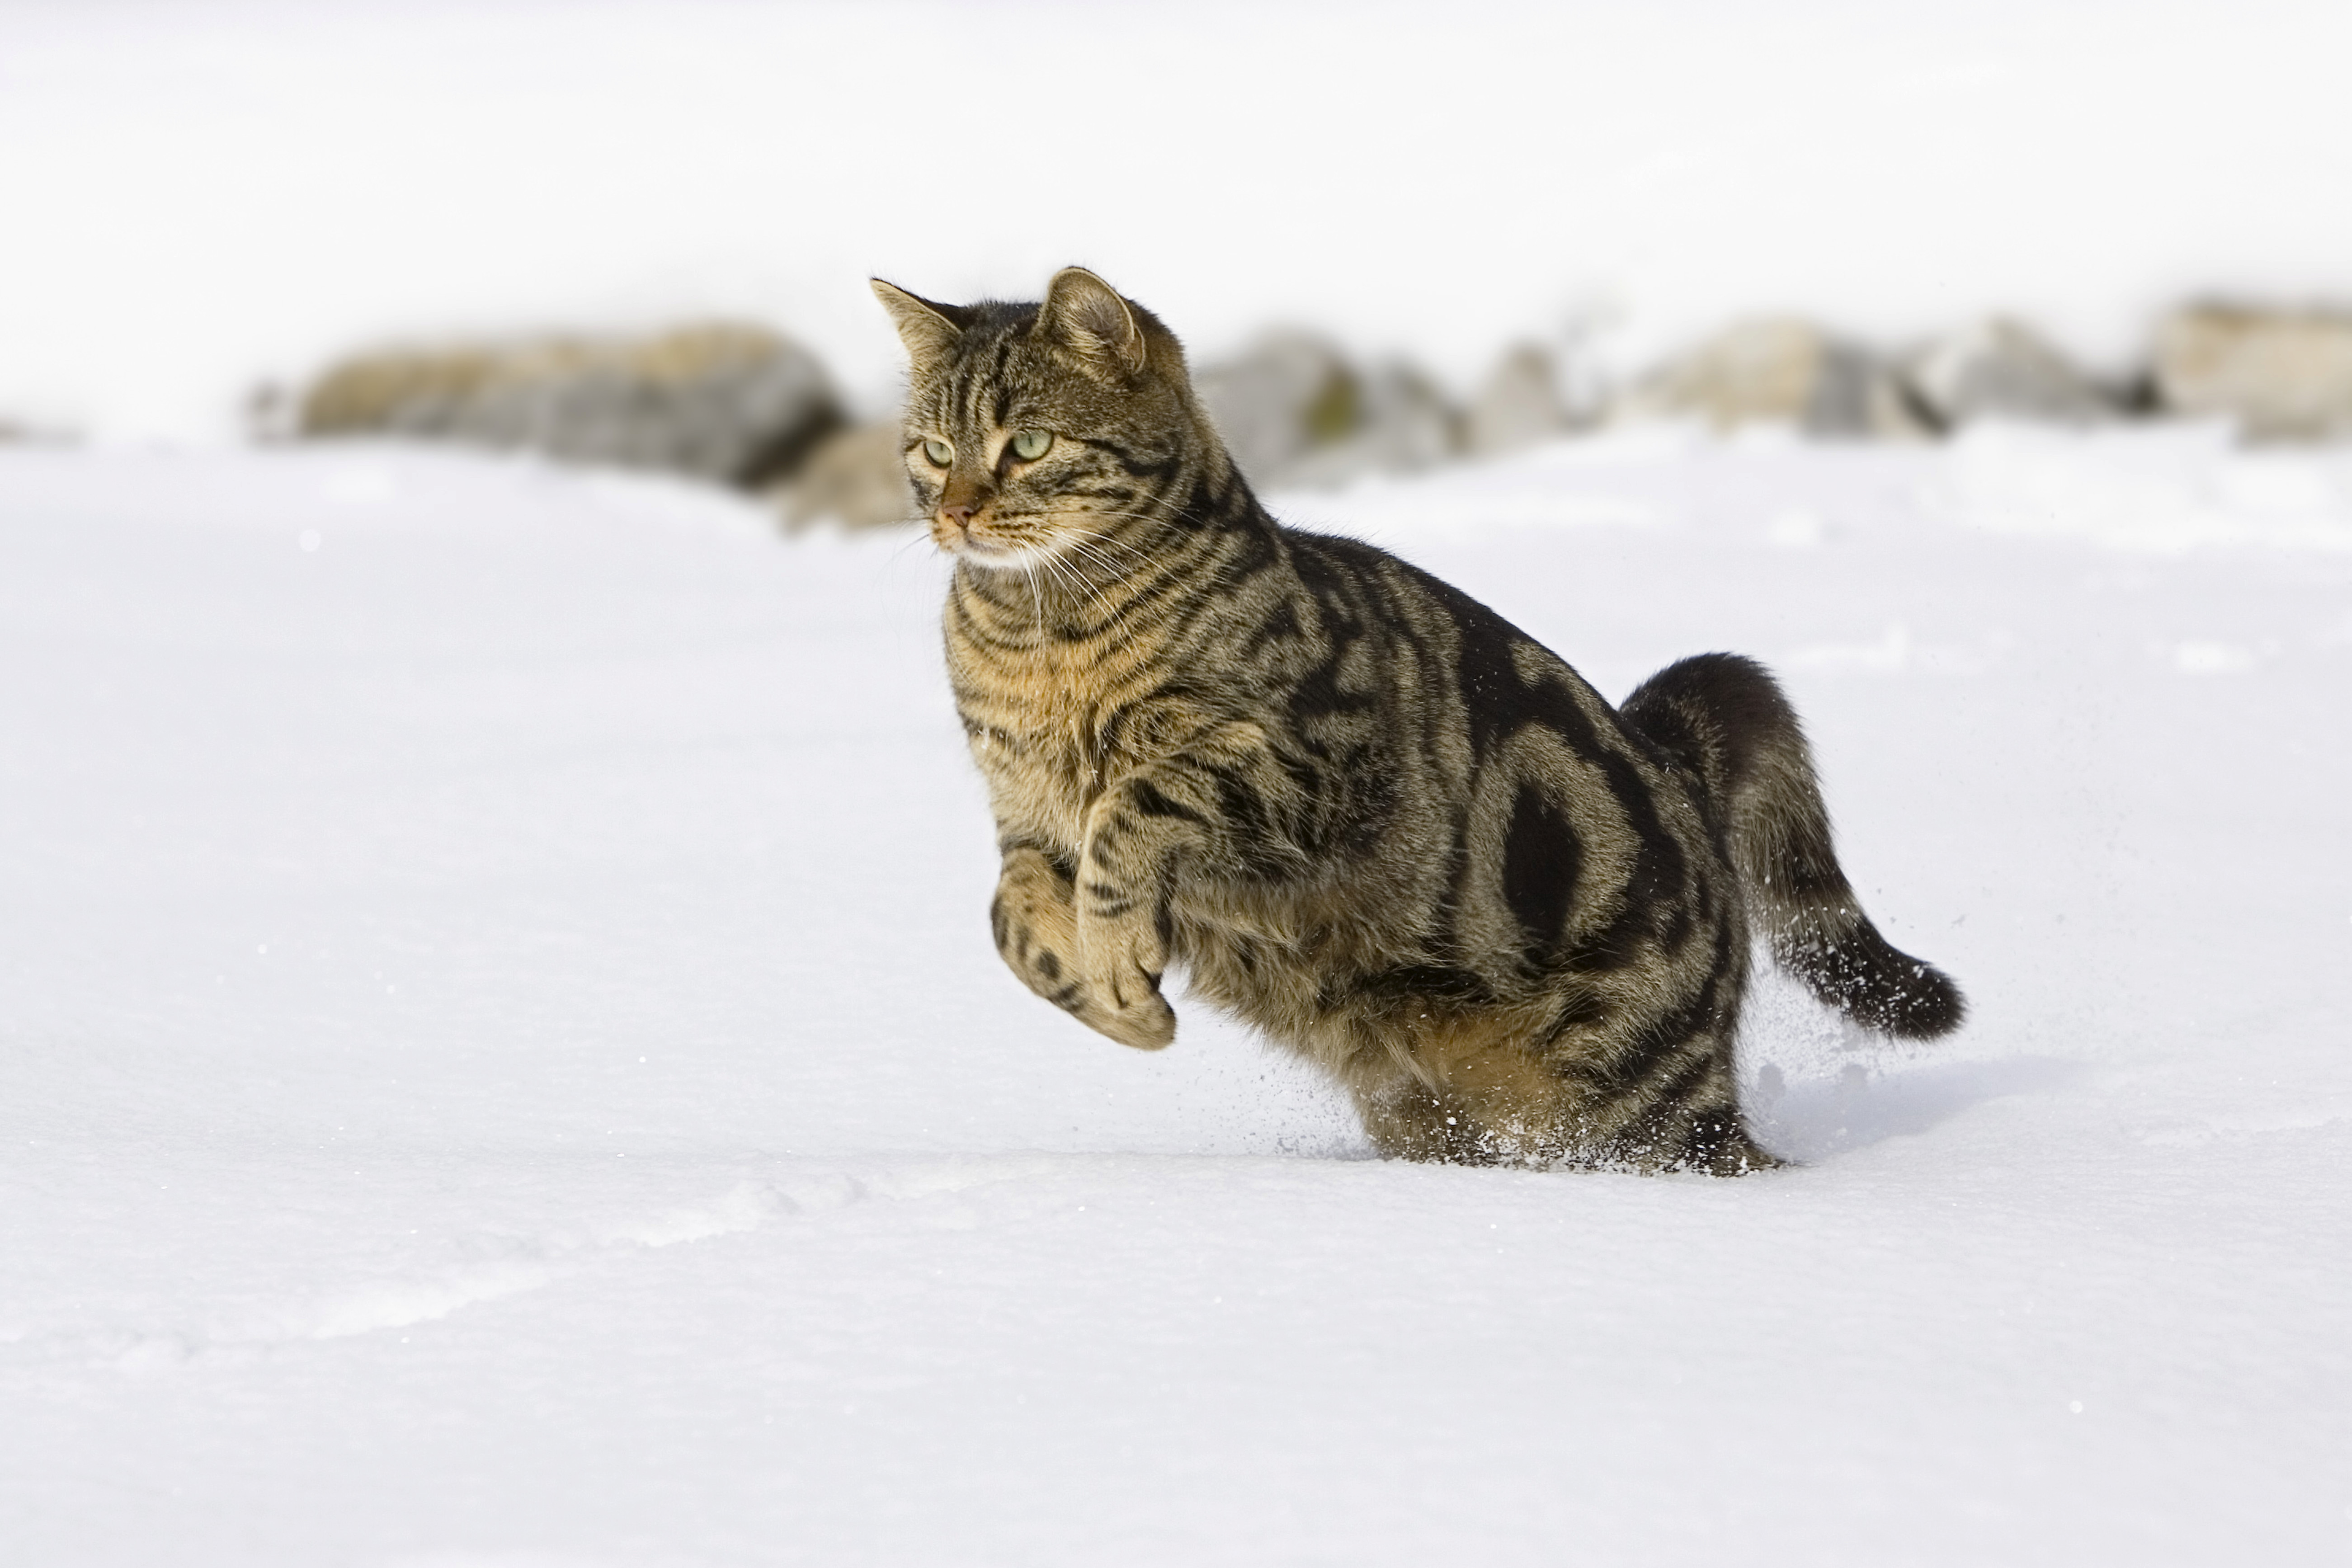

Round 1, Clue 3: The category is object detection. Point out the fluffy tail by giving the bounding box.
[1621,653,1965,1039]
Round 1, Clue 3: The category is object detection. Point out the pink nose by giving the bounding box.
[938,504,976,530]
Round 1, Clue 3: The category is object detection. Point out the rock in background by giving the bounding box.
[293,323,844,487]
[1192,332,1359,486]
[253,290,2352,528]
[774,420,914,532]
[1904,318,2117,429]
[1193,333,1460,490]
[0,417,73,445]
[1276,361,1459,488]
[1464,344,1574,456]
[2153,302,2352,442]
[1619,317,1926,439]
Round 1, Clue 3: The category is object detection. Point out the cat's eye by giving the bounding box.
[1010,429,1053,461]
[921,438,953,467]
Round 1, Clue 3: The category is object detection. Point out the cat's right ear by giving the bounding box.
[1037,267,1148,377]
[870,280,965,366]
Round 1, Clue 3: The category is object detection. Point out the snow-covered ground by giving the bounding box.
[5,429,2349,1564]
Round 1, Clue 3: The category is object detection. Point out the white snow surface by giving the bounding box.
[5,431,2352,1563]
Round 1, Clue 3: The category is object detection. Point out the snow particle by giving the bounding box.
[2069,1400,2084,1415]
[299,530,321,552]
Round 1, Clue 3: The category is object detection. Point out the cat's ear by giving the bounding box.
[871,280,965,366]
[1037,267,1147,377]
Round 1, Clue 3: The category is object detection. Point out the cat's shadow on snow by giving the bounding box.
[1743,1049,2079,1164]
[1736,968,2075,1164]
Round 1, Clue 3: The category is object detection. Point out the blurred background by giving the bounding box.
[5,0,2350,495]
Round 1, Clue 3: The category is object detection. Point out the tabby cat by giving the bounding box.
[873,268,1963,1174]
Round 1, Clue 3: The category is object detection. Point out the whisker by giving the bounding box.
[1035,548,1124,631]
[1056,535,1134,579]
[1020,557,1046,640]
[1060,527,1155,562]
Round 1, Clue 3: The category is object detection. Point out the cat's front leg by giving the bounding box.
[989,845,1099,1022]
[1073,724,1292,1052]
[1068,818,1178,1051]
[993,842,1172,1049]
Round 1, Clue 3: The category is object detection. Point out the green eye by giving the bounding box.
[1010,429,1053,461]
[922,438,953,467]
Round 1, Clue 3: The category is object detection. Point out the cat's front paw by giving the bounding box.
[1082,959,1177,1051]
[1076,922,1176,1051]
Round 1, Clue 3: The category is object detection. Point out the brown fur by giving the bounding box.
[876,268,1964,1173]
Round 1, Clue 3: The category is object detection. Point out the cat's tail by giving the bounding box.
[1620,653,1965,1040]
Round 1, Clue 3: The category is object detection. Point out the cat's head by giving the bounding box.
[871,268,1213,566]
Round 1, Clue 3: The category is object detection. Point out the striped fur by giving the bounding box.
[875,268,1965,1174]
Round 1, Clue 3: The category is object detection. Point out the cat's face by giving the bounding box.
[872,269,1197,569]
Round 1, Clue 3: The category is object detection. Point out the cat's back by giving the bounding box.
[1271,524,1651,784]
[1254,522,1731,987]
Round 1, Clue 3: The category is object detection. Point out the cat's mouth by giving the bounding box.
[958,537,1061,570]
[940,510,1064,568]
[942,523,1023,562]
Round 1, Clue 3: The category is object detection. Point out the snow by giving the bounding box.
[5,432,2350,1563]
[7,0,2352,1554]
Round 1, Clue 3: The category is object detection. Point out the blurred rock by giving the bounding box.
[1194,331,1360,487]
[1279,361,1460,488]
[1905,318,2116,428]
[2152,302,2352,442]
[1195,333,1459,488]
[1621,318,1926,439]
[295,322,844,486]
[0,417,73,445]
[773,420,915,532]
[1465,344,1572,456]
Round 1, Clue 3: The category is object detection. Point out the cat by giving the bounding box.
[872,267,1964,1173]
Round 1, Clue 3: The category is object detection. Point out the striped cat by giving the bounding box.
[873,267,1964,1173]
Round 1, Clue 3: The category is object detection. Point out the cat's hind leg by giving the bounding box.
[1353,1005,1780,1174]
[1348,1006,1594,1166]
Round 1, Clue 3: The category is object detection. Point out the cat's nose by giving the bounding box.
[938,503,976,531]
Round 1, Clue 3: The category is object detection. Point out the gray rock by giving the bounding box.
[295,322,844,486]
[1905,318,2116,428]
[1280,361,1460,488]
[1192,331,1360,487]
[1465,344,1571,456]
[1195,332,1459,488]
[2153,302,2352,442]
[1620,318,1926,440]
[773,419,916,532]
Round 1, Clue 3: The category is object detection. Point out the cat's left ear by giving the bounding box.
[1037,267,1147,377]
[871,279,966,367]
